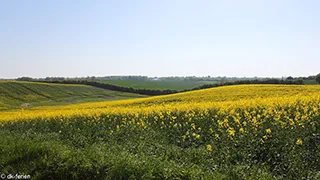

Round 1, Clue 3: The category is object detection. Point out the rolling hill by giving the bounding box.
[0,81,145,110]
[3,84,320,121]
[137,84,320,104]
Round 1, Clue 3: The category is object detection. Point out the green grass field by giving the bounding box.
[0,81,145,110]
[303,79,319,85]
[100,80,218,90]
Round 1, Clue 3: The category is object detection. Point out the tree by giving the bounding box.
[286,76,294,81]
[17,77,33,81]
[316,73,320,84]
[296,78,304,84]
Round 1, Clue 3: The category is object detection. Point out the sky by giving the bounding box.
[1,0,320,78]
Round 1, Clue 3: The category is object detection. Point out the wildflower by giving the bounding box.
[215,134,220,140]
[191,123,196,130]
[243,121,247,126]
[228,127,235,137]
[207,144,213,151]
[196,134,200,139]
[239,128,244,133]
[265,128,272,134]
[223,119,229,128]
[296,138,303,145]
[209,128,213,133]
[289,119,295,125]
[141,121,145,127]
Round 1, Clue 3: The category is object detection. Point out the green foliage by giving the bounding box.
[316,73,320,84]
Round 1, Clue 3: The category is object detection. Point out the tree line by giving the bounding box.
[36,80,179,95]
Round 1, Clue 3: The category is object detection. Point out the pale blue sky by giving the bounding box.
[1,0,319,78]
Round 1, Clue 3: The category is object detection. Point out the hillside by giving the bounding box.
[139,84,320,104]
[2,84,320,121]
[77,84,320,108]
[0,81,145,110]
[100,79,217,90]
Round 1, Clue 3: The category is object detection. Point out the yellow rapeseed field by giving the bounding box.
[1,84,320,179]
[1,85,320,143]
[1,85,320,124]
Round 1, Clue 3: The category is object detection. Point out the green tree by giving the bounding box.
[286,76,294,81]
[316,73,320,84]
[17,77,33,81]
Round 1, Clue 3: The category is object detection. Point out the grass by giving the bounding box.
[0,81,145,110]
[100,80,219,90]
[0,129,277,180]
[304,80,319,85]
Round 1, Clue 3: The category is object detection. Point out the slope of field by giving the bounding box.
[0,81,145,110]
[1,84,320,121]
[1,85,320,179]
[136,84,320,104]
[100,79,218,90]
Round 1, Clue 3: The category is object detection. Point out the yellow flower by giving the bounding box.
[192,133,200,139]
[289,119,295,125]
[223,119,229,128]
[206,144,212,151]
[214,134,220,140]
[140,121,145,127]
[239,128,244,133]
[228,127,235,137]
[265,128,272,134]
[191,123,196,130]
[296,138,303,145]
[243,121,247,126]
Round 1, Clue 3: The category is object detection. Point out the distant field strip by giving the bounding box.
[100,80,217,90]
